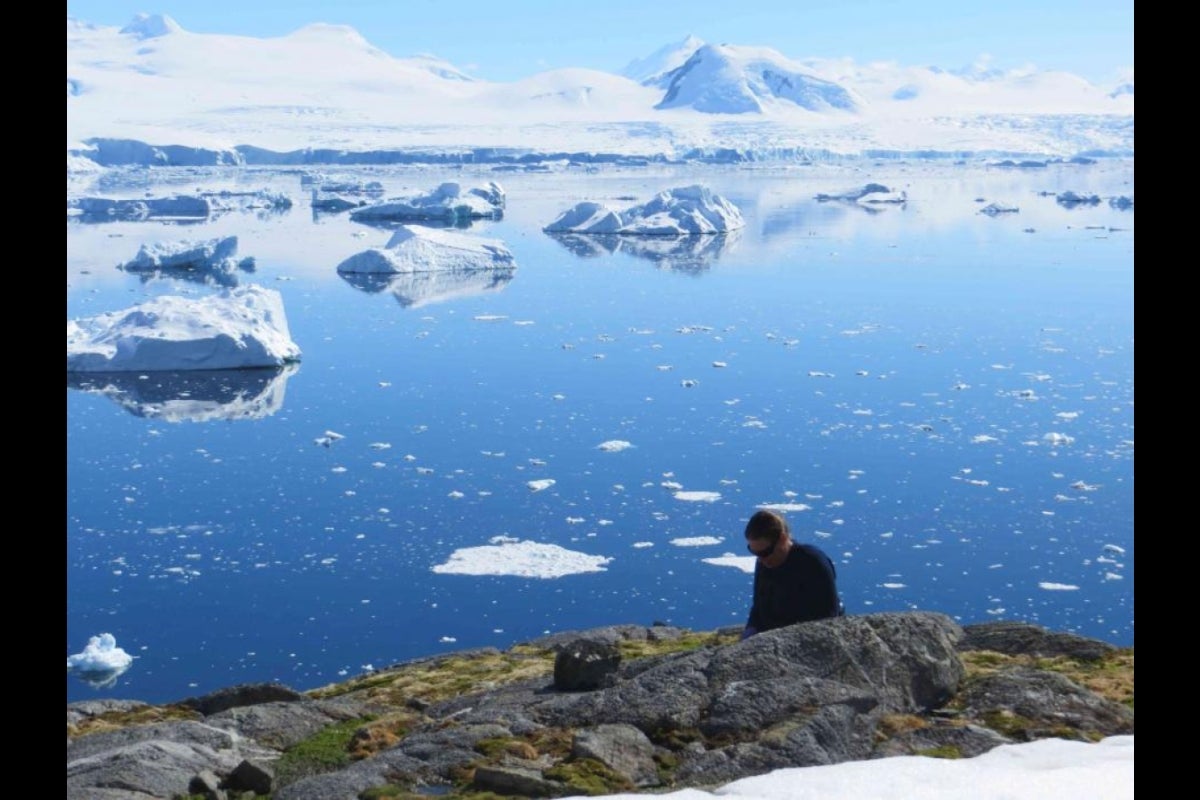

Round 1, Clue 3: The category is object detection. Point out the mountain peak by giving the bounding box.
[656,43,863,115]
[621,35,706,87]
[119,13,182,40]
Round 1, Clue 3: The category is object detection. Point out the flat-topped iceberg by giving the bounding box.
[118,236,255,286]
[349,181,505,224]
[67,284,301,372]
[336,225,516,275]
[544,185,744,235]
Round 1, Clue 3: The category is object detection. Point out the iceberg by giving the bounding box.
[349,181,505,224]
[67,284,301,372]
[544,185,744,235]
[67,633,134,689]
[336,225,517,274]
[66,364,298,421]
[118,236,255,287]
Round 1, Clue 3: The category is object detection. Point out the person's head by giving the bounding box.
[745,509,789,560]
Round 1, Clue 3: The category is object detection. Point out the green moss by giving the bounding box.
[70,704,200,739]
[653,751,680,786]
[916,745,963,759]
[544,758,635,796]
[616,631,739,660]
[358,786,410,799]
[273,716,376,786]
[980,710,1039,739]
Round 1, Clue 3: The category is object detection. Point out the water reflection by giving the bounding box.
[348,216,484,231]
[545,229,742,274]
[66,364,298,422]
[69,663,132,691]
[119,259,255,289]
[340,269,515,308]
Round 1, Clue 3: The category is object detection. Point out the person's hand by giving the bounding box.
[740,626,757,641]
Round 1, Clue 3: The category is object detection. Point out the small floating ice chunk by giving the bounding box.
[759,503,812,512]
[527,479,556,492]
[1038,582,1080,591]
[972,435,999,444]
[882,583,907,589]
[674,490,721,502]
[1102,544,1126,555]
[702,553,757,573]
[597,440,633,452]
[670,536,723,546]
[1043,432,1075,445]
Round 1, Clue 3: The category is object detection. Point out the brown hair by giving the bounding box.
[744,509,788,542]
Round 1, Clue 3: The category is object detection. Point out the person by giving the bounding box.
[741,508,843,640]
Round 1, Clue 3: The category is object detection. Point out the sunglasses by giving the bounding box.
[747,540,777,558]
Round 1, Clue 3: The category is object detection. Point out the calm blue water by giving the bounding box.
[67,161,1134,704]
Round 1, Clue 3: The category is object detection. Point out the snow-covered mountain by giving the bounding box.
[621,34,706,87]
[656,43,863,114]
[66,14,1134,163]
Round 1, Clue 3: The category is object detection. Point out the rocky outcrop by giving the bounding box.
[66,613,1133,800]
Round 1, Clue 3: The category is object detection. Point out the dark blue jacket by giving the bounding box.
[746,542,843,633]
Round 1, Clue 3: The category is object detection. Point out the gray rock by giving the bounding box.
[224,758,274,795]
[67,699,153,729]
[178,682,304,716]
[188,768,226,799]
[871,721,1013,758]
[471,764,563,797]
[573,723,660,786]
[554,639,621,691]
[957,667,1134,740]
[67,720,279,800]
[206,697,372,750]
[959,621,1117,661]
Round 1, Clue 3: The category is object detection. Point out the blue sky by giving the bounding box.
[67,0,1134,86]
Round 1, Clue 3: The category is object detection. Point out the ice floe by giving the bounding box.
[431,538,612,578]
[674,490,721,502]
[67,284,302,372]
[544,185,744,235]
[597,440,633,452]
